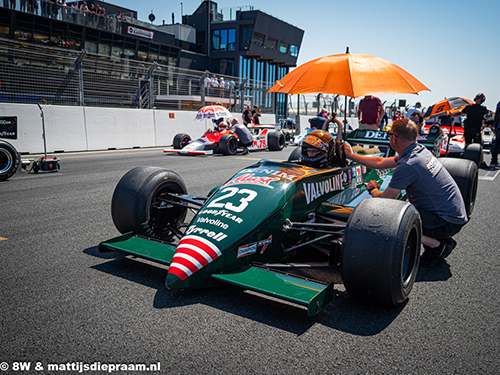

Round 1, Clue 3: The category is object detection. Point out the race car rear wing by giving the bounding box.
[345,129,442,156]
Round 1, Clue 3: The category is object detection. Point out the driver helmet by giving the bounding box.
[301,130,334,168]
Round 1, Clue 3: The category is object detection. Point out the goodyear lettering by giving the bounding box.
[196,217,229,229]
[199,209,243,224]
[304,173,348,204]
[185,225,228,241]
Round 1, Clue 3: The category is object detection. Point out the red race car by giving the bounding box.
[164,124,285,156]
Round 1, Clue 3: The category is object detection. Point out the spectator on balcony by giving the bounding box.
[70,2,77,22]
[21,0,28,12]
[9,0,15,10]
[52,0,60,20]
[29,0,38,14]
[203,75,211,95]
[40,0,46,16]
[211,75,219,96]
[219,77,225,97]
[60,0,67,21]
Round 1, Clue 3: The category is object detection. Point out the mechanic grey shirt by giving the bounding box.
[389,143,467,225]
[231,123,253,145]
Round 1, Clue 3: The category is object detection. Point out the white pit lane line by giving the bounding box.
[479,168,500,181]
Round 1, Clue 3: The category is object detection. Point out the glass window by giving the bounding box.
[290,45,299,57]
[111,46,123,59]
[240,26,253,44]
[228,29,235,50]
[279,41,288,54]
[220,29,227,51]
[14,29,32,42]
[212,30,220,50]
[98,44,110,56]
[265,37,277,50]
[252,31,264,46]
[0,25,10,39]
[86,41,98,54]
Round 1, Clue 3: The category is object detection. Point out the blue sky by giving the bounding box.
[118,0,499,110]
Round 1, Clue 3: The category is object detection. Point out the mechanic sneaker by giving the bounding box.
[241,147,249,155]
[420,242,453,267]
[479,161,489,169]
[490,162,500,168]
[444,237,457,252]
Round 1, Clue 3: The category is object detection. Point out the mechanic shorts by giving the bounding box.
[464,127,483,145]
[418,207,465,240]
[359,123,379,131]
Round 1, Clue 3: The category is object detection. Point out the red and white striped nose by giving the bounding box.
[166,235,222,287]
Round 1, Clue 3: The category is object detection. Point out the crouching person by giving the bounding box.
[230,117,253,155]
[344,119,468,267]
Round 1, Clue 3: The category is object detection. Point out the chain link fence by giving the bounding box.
[0,37,278,113]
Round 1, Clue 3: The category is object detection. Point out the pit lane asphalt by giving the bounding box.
[1,146,499,375]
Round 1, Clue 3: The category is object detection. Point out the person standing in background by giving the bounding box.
[358,95,384,131]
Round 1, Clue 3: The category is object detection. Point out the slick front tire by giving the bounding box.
[173,133,191,149]
[0,140,20,181]
[463,143,481,166]
[219,134,238,155]
[111,166,188,240]
[341,198,421,306]
[440,158,478,219]
[268,131,285,151]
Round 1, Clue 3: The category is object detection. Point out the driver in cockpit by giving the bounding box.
[301,130,344,168]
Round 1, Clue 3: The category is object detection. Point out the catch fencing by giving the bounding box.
[0,37,280,113]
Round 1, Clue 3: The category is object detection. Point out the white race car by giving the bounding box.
[164,124,285,155]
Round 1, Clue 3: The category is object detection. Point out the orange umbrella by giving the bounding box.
[267,52,430,98]
[423,97,473,119]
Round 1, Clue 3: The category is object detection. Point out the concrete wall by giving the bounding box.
[0,103,277,154]
[0,103,355,154]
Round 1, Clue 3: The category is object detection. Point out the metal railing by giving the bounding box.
[0,37,280,112]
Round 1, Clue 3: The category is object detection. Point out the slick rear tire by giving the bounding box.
[111,166,188,240]
[268,130,285,151]
[219,134,238,155]
[463,143,481,166]
[287,147,302,162]
[440,158,478,219]
[173,133,191,149]
[0,140,20,181]
[341,198,421,306]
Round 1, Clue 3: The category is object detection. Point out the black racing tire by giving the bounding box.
[173,133,191,149]
[32,161,39,174]
[463,143,481,166]
[287,146,302,162]
[219,134,238,155]
[111,166,188,240]
[0,140,20,181]
[341,198,421,306]
[268,130,285,151]
[440,158,478,219]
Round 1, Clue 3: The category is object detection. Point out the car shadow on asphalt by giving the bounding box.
[85,245,408,337]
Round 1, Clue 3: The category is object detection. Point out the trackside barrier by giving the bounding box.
[0,103,346,154]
